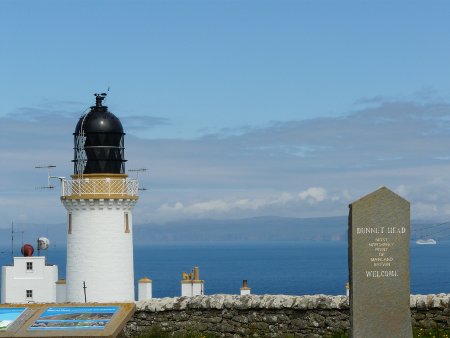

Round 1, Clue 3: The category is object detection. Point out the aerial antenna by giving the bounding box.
[35,165,56,189]
[10,221,24,264]
[11,221,13,263]
[128,168,148,191]
[94,91,108,107]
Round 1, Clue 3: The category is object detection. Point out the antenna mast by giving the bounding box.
[11,221,13,264]
[128,168,148,191]
[10,221,24,264]
[35,165,57,189]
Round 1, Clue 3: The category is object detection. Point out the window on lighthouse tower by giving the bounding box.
[68,213,72,234]
[125,213,130,233]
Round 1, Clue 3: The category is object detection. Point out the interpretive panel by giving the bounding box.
[349,187,412,338]
[0,308,26,331]
[12,303,134,337]
[28,306,119,331]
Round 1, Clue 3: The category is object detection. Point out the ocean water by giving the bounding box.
[1,241,449,298]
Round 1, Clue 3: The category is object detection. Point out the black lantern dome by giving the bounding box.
[73,94,126,175]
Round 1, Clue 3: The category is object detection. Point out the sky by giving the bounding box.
[1,0,450,227]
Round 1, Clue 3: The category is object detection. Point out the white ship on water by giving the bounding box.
[415,239,437,245]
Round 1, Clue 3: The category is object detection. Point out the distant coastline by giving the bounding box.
[0,216,443,247]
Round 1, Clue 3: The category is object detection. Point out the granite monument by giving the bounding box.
[349,186,412,338]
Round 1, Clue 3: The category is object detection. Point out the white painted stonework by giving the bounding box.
[62,198,137,302]
[56,280,67,303]
[138,279,152,301]
[1,256,58,303]
[181,282,204,297]
[240,288,251,295]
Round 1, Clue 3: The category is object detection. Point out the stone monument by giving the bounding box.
[349,186,412,338]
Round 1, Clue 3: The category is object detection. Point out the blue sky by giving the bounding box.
[1,1,450,226]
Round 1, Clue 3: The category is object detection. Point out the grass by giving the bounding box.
[135,326,219,338]
[414,327,450,338]
[135,327,450,338]
[327,332,349,338]
[327,328,450,338]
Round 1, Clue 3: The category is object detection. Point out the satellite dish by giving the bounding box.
[38,237,50,250]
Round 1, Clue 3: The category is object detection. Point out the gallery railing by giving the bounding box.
[61,178,139,198]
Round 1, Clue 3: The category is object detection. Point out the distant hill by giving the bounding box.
[0,216,438,249]
[133,216,348,244]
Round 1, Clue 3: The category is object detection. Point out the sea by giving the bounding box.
[1,241,449,298]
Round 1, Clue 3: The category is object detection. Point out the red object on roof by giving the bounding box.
[21,244,34,257]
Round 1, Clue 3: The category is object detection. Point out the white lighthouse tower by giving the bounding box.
[60,93,138,302]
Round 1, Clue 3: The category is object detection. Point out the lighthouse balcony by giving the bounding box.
[61,176,139,199]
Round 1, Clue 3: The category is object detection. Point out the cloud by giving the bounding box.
[414,202,439,219]
[298,187,327,203]
[122,115,171,132]
[0,103,172,227]
[129,99,450,222]
[354,95,390,105]
[394,185,408,198]
[3,97,450,226]
[153,189,349,221]
[158,195,277,216]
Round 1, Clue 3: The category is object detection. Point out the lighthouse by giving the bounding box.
[60,93,138,302]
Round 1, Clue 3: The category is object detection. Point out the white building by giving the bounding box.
[1,94,140,304]
[181,267,204,297]
[1,256,58,303]
[60,93,139,303]
[138,277,152,301]
[240,279,251,295]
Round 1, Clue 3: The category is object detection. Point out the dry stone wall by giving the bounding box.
[124,294,450,337]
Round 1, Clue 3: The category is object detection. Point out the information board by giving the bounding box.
[0,303,134,337]
[0,308,26,331]
[28,306,119,331]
